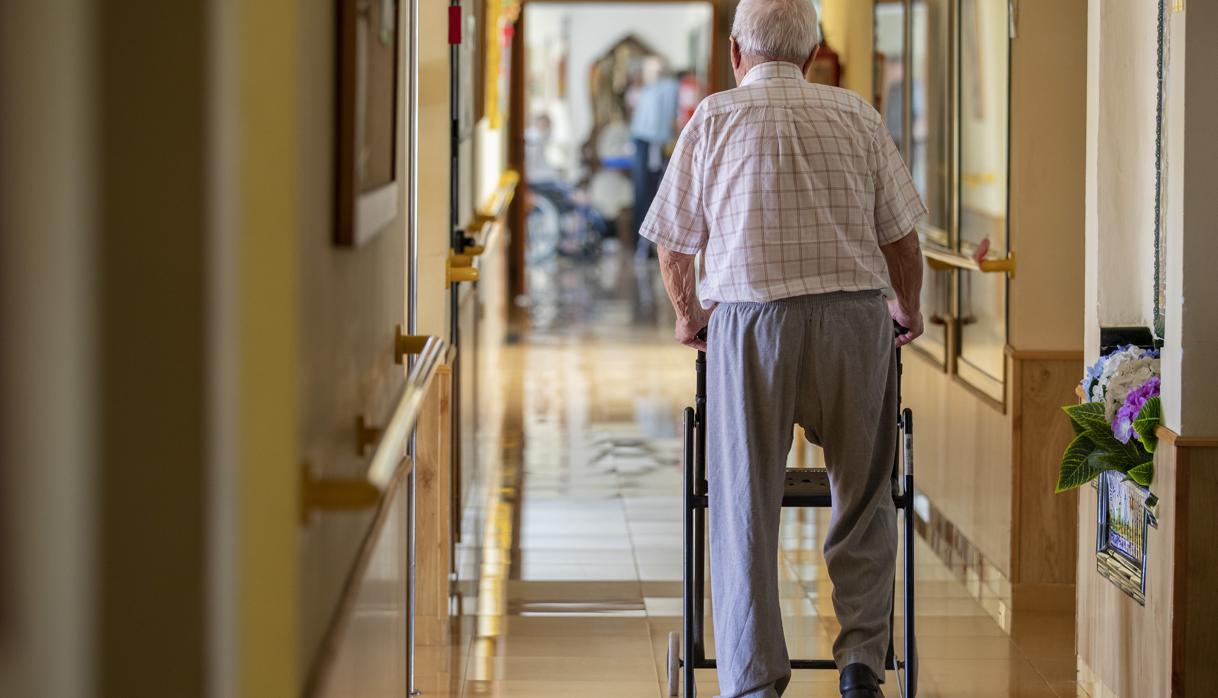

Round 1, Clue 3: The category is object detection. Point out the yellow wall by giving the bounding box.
[96,2,212,694]
[1,1,306,694]
[294,0,411,673]
[820,0,874,101]
[1008,0,1087,352]
[235,0,301,690]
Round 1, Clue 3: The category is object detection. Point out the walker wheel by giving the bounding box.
[666,631,680,696]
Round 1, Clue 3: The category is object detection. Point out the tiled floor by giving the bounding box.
[419,255,1079,697]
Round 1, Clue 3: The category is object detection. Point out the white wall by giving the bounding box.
[525,2,712,177]
[1164,1,1218,436]
[1087,0,1218,436]
[1083,0,1101,363]
[1093,0,1158,333]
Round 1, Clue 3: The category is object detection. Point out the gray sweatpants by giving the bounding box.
[706,291,898,698]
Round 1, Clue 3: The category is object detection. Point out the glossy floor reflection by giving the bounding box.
[423,254,1079,697]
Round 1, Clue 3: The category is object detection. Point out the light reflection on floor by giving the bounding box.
[421,253,1078,697]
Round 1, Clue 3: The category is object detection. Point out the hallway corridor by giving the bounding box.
[421,258,1078,698]
[12,2,1218,696]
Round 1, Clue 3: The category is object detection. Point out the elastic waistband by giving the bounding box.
[720,289,884,309]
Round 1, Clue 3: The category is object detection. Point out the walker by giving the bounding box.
[667,331,918,697]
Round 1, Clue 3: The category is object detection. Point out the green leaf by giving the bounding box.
[1097,449,1141,473]
[1063,402,1105,437]
[1057,433,1103,493]
[1128,460,1155,487]
[1133,396,1162,454]
[1090,423,1148,462]
[1071,404,1148,458]
[1074,405,1116,438]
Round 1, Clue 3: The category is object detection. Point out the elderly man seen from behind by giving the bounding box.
[639,1,926,697]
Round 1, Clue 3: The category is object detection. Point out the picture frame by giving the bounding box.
[1095,470,1158,605]
[336,0,401,247]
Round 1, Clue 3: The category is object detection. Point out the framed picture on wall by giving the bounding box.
[1095,470,1158,605]
[336,0,400,247]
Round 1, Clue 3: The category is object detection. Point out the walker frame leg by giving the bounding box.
[682,405,697,697]
[901,407,917,697]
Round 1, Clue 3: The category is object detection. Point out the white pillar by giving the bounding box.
[1164,1,1218,436]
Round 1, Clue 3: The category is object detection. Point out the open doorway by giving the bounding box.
[514,2,717,329]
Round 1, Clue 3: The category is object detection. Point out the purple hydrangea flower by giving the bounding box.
[1113,377,1161,444]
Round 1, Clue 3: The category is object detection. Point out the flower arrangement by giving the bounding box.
[1057,345,1162,492]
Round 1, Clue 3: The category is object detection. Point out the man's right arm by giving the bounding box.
[657,245,712,351]
[881,231,924,348]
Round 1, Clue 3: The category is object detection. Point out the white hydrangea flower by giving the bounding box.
[1092,345,1148,403]
[1103,357,1161,422]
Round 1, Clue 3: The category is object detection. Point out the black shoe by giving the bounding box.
[839,663,882,697]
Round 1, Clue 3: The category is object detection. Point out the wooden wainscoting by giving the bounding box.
[1174,437,1218,697]
[904,348,1012,579]
[1076,430,1218,698]
[415,363,454,648]
[904,346,1083,630]
[1009,349,1083,614]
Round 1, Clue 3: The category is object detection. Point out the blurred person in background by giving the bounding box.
[526,112,608,259]
[630,56,680,261]
[525,112,561,184]
[676,69,705,131]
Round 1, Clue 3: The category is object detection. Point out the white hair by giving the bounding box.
[731,0,821,64]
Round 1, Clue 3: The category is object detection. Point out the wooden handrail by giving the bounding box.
[464,169,519,245]
[451,169,517,290]
[922,244,1016,279]
[479,169,520,223]
[302,335,451,518]
[366,335,449,489]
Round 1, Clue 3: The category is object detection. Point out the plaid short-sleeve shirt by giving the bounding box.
[639,61,926,307]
